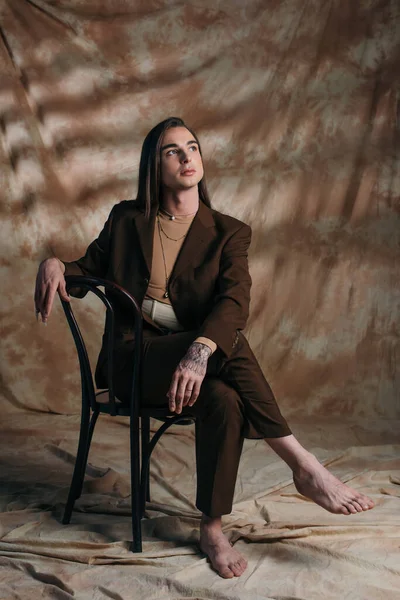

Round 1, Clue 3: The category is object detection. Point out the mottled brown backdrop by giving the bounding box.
[1,0,399,418]
[1,3,400,599]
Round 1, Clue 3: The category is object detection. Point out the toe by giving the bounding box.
[346,502,358,514]
[351,500,364,513]
[230,563,241,577]
[231,561,245,577]
[219,566,234,579]
[355,494,374,510]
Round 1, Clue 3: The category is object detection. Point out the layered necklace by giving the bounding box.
[159,207,197,221]
[157,210,196,298]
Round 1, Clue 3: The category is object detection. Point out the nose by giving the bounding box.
[180,150,191,163]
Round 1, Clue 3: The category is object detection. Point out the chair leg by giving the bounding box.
[141,416,151,505]
[74,410,99,501]
[63,407,92,525]
[140,448,149,518]
[130,410,142,552]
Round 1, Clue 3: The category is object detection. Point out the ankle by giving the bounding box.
[292,452,320,476]
[200,514,222,533]
[265,435,312,470]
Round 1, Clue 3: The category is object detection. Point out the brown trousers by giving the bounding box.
[111,327,291,517]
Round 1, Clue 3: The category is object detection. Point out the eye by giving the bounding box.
[166,148,178,156]
[189,145,198,152]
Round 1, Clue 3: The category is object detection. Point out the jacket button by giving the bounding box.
[144,277,149,285]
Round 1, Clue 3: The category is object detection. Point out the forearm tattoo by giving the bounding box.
[179,342,212,376]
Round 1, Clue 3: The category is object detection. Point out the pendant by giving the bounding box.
[164,291,169,298]
[170,215,175,220]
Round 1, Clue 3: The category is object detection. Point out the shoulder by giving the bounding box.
[110,199,142,217]
[210,207,252,237]
[102,199,144,227]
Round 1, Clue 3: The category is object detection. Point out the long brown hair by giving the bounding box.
[136,117,212,218]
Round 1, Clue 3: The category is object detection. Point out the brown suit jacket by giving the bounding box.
[63,199,252,363]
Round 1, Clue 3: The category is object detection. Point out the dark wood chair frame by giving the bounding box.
[60,275,195,552]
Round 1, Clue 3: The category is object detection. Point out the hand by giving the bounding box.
[167,342,212,414]
[34,257,69,323]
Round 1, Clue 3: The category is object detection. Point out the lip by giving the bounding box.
[180,169,196,175]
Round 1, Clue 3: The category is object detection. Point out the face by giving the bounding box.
[159,127,204,191]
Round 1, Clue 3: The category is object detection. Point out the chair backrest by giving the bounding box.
[59,276,143,417]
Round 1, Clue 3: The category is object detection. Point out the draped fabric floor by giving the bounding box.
[1,0,399,597]
[1,414,399,599]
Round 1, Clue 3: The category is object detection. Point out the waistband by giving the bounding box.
[142,297,184,332]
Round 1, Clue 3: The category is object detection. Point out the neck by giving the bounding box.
[160,187,199,215]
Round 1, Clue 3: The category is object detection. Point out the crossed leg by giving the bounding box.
[197,333,374,578]
[199,434,375,579]
[268,435,375,515]
[113,328,374,579]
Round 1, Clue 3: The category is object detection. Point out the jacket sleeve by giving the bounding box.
[197,223,252,357]
[61,206,115,297]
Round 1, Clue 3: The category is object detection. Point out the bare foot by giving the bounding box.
[293,453,375,515]
[200,517,247,578]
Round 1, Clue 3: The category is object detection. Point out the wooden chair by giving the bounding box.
[59,275,195,552]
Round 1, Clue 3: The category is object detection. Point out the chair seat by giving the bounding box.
[93,390,128,415]
[95,390,122,404]
[140,405,196,425]
[95,390,195,423]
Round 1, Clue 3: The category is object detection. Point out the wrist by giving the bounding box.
[56,258,65,273]
[189,342,212,360]
[194,336,217,355]
[42,257,65,273]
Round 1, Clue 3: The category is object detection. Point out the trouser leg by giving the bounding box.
[111,328,291,516]
[218,331,292,439]
[194,378,245,517]
[136,331,249,516]
[193,332,292,515]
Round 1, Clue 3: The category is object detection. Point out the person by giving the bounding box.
[34,117,374,579]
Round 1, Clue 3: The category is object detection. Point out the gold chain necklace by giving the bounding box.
[158,217,188,242]
[159,207,198,221]
[157,216,177,298]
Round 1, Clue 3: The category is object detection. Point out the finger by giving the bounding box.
[40,285,51,322]
[58,278,70,302]
[182,381,195,406]
[42,283,57,322]
[175,378,188,414]
[34,277,39,311]
[34,277,42,315]
[36,277,48,316]
[167,373,179,412]
[188,380,201,407]
[34,284,39,320]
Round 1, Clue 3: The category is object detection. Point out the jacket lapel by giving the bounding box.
[133,206,157,275]
[132,201,215,280]
[169,201,216,281]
